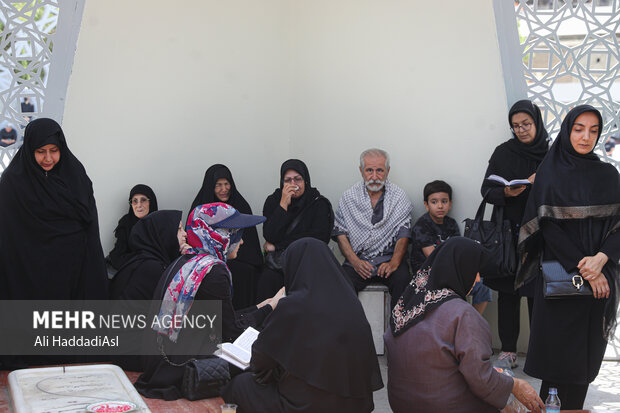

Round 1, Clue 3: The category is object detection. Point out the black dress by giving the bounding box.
[0,118,108,301]
[109,210,180,301]
[257,159,333,301]
[135,256,272,400]
[223,238,383,413]
[190,164,263,309]
[481,100,549,354]
[0,118,108,368]
[108,184,159,271]
[517,105,620,408]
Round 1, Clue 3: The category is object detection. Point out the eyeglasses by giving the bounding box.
[283,176,304,184]
[511,122,533,133]
[129,197,150,205]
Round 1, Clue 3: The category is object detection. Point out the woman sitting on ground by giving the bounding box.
[110,210,188,301]
[224,237,383,413]
[107,184,158,271]
[135,203,284,400]
[384,237,543,413]
[190,164,263,309]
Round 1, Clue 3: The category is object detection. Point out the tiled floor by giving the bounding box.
[373,354,620,412]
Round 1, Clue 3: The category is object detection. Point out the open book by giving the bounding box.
[215,326,259,370]
[486,174,531,187]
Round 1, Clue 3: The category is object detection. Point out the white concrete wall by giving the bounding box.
[62,0,526,352]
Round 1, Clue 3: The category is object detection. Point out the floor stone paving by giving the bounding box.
[373,354,620,412]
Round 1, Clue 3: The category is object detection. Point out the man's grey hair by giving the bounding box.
[359,148,390,170]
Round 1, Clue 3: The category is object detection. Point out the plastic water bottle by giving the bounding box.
[545,387,561,412]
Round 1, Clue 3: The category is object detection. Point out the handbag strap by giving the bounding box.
[476,189,506,224]
[284,195,324,236]
[158,335,196,367]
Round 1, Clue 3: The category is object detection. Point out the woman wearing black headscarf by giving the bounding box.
[107,184,159,271]
[480,99,550,369]
[224,237,383,413]
[516,105,620,409]
[384,237,543,413]
[0,118,108,302]
[110,210,185,371]
[110,210,183,301]
[190,164,263,309]
[257,159,333,301]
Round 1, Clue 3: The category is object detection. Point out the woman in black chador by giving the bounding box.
[110,210,184,301]
[107,184,159,271]
[190,164,263,309]
[223,238,383,413]
[257,159,333,301]
[481,99,549,369]
[517,105,620,409]
[0,118,108,301]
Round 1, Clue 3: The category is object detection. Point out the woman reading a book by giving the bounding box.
[480,99,549,369]
[384,237,543,413]
[223,237,383,413]
[136,203,284,400]
[516,105,620,409]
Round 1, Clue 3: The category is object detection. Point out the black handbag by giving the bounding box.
[158,337,230,400]
[463,193,517,279]
[181,357,231,400]
[542,260,593,299]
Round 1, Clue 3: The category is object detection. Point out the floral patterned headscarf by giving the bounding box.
[390,237,488,336]
[156,203,241,342]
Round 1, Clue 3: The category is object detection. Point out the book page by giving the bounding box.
[222,343,251,364]
[487,174,530,186]
[233,326,259,351]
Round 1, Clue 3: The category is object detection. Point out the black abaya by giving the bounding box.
[109,210,180,300]
[190,164,263,308]
[224,238,383,413]
[107,184,159,270]
[0,118,107,300]
[516,106,620,405]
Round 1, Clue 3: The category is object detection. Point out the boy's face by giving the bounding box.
[424,192,452,222]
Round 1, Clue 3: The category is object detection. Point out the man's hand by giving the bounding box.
[377,260,398,278]
[352,258,374,279]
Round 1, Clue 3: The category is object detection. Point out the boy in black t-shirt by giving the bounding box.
[410,180,491,314]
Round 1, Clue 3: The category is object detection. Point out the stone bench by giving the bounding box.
[358,284,391,355]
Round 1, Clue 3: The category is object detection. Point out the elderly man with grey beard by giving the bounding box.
[333,148,413,308]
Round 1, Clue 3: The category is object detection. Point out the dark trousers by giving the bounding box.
[497,290,534,353]
[256,267,283,303]
[539,381,589,410]
[228,260,259,310]
[342,260,411,309]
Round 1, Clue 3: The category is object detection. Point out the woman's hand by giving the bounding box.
[578,252,608,278]
[527,173,536,184]
[280,183,297,210]
[179,241,191,254]
[511,378,544,413]
[504,185,527,197]
[587,274,610,299]
[269,287,286,310]
[263,241,276,253]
